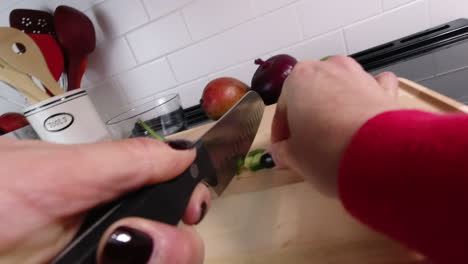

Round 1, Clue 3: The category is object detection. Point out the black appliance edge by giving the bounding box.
[351,18,468,71]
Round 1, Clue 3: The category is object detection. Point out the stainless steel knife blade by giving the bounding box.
[198,91,265,194]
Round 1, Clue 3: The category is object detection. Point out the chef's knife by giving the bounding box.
[51,91,265,263]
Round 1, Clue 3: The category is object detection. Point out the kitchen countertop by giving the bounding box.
[167,78,465,263]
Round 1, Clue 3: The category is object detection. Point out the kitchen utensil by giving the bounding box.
[0,62,49,103]
[106,93,187,139]
[28,34,64,81]
[0,112,29,133]
[51,91,265,263]
[9,9,55,35]
[0,27,63,96]
[76,57,87,91]
[54,5,96,91]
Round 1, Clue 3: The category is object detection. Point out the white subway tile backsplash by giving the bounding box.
[429,0,468,26]
[126,12,192,63]
[176,78,209,107]
[297,0,382,38]
[278,30,347,60]
[116,58,177,102]
[143,0,193,20]
[88,0,148,39]
[383,0,415,10]
[168,6,302,83]
[177,54,271,107]
[86,37,137,82]
[182,0,253,40]
[345,0,430,53]
[47,0,105,11]
[124,87,179,109]
[251,0,298,16]
[208,59,268,86]
[0,0,18,11]
[86,79,129,121]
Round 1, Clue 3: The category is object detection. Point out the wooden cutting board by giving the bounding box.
[169,78,465,263]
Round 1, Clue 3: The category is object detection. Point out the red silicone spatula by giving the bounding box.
[27,34,64,81]
[54,5,95,91]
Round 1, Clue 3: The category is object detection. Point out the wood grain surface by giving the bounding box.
[168,78,463,263]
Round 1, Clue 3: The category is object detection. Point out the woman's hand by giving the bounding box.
[270,56,401,195]
[0,137,210,264]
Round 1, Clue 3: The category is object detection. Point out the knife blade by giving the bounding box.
[51,91,265,263]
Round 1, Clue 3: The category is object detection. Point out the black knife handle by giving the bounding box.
[51,144,216,264]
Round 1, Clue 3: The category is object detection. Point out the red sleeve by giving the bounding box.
[338,110,468,263]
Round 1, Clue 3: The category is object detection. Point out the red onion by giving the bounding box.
[251,54,297,105]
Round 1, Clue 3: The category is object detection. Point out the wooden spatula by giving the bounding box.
[0,63,50,104]
[0,27,63,96]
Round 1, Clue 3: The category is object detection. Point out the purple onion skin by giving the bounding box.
[251,54,297,105]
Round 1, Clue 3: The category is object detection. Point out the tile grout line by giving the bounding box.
[425,0,433,26]
[95,6,305,86]
[91,1,323,83]
[123,36,140,67]
[379,0,422,13]
[166,56,181,83]
[341,29,351,55]
[139,0,152,20]
[293,3,305,40]
[93,26,350,93]
[341,0,424,33]
[123,0,303,58]
[179,10,194,41]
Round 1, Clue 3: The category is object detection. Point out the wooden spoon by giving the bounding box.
[54,5,96,91]
[0,63,49,104]
[0,27,63,95]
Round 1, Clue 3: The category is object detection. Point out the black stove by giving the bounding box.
[184,18,468,128]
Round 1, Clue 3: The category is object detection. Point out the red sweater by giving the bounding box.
[339,110,468,263]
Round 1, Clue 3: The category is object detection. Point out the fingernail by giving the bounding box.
[101,226,153,264]
[260,153,276,169]
[196,202,207,225]
[166,139,194,150]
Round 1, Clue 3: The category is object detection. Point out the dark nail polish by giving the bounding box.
[167,139,194,150]
[196,202,207,225]
[260,153,276,169]
[101,226,153,264]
